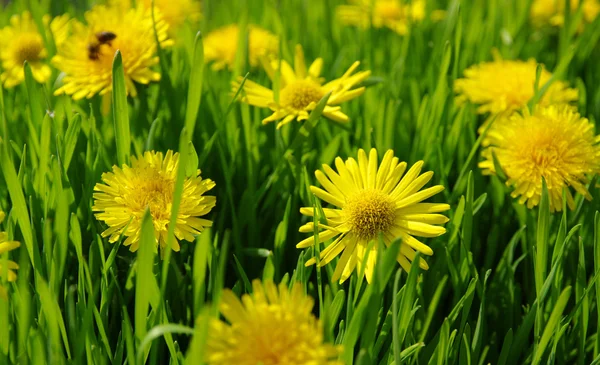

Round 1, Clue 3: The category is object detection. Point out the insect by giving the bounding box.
[87,31,117,60]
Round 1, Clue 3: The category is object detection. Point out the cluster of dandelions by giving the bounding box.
[454,53,600,212]
[0,0,200,92]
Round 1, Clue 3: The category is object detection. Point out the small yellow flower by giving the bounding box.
[52,5,173,100]
[203,24,278,71]
[233,45,371,129]
[0,211,20,299]
[454,57,578,115]
[92,150,216,253]
[336,0,426,35]
[298,148,450,283]
[140,0,202,31]
[205,279,342,365]
[110,0,202,32]
[0,12,51,88]
[531,0,600,27]
[479,105,600,212]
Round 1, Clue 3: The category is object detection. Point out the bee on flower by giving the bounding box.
[233,44,371,129]
[52,5,173,100]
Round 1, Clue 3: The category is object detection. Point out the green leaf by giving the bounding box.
[112,50,131,166]
[135,209,157,342]
[532,286,572,365]
[184,32,205,138]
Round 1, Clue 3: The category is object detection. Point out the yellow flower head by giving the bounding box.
[52,5,173,100]
[233,45,371,129]
[531,0,600,27]
[479,105,600,212]
[336,0,426,35]
[203,24,278,71]
[0,12,51,88]
[454,58,578,115]
[298,148,450,283]
[205,279,342,365]
[110,0,202,32]
[92,150,216,253]
[0,210,20,299]
[140,0,202,30]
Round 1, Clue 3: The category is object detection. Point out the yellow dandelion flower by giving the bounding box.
[92,150,216,253]
[205,279,342,365]
[531,0,600,27]
[49,14,73,48]
[233,45,371,129]
[336,0,426,35]
[454,57,578,115]
[109,0,201,32]
[0,12,51,88]
[52,5,173,100]
[0,211,20,299]
[479,105,600,212]
[298,148,450,283]
[140,0,202,30]
[203,24,278,71]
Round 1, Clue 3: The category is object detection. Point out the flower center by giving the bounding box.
[129,175,174,225]
[13,33,45,64]
[280,80,324,111]
[344,189,396,240]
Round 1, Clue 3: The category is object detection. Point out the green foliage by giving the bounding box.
[0,0,599,364]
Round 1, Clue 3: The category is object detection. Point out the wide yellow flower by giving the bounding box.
[531,0,600,27]
[479,105,600,212]
[203,24,278,71]
[92,150,216,253]
[52,5,173,100]
[205,279,342,365]
[0,12,51,88]
[454,58,578,115]
[233,45,371,129]
[0,210,20,299]
[298,148,450,283]
[336,0,426,35]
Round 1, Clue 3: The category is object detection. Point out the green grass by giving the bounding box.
[1,0,600,364]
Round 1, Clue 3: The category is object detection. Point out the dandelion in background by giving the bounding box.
[52,5,173,100]
[479,105,600,212]
[0,211,20,299]
[336,0,427,35]
[205,279,342,365]
[298,148,449,283]
[203,24,278,71]
[0,12,51,88]
[233,45,371,129]
[454,57,578,116]
[92,150,216,253]
[531,0,600,28]
[110,0,202,33]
